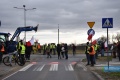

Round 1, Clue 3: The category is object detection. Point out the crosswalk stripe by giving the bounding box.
[19,64,74,72]
[68,64,74,71]
[19,64,33,71]
[37,64,45,71]
[65,64,74,71]
[49,64,58,71]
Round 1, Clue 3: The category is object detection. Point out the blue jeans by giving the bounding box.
[86,53,90,64]
[93,55,96,64]
[101,49,104,57]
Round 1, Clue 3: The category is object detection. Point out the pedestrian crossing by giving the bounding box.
[19,63,74,72]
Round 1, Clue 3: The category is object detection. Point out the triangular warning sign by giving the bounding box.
[87,22,95,28]
[103,19,112,27]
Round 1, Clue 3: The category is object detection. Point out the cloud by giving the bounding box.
[0,0,120,44]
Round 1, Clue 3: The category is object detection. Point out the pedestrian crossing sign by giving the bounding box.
[102,18,113,28]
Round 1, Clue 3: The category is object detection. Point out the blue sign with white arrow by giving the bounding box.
[87,29,95,36]
[102,18,113,28]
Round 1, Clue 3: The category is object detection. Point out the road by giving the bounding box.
[2,54,98,80]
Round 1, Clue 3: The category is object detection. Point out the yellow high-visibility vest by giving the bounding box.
[20,45,26,54]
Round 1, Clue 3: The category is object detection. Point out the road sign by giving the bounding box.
[87,29,95,36]
[102,18,113,28]
[87,22,95,28]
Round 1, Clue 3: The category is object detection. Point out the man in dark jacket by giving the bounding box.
[64,43,68,59]
[7,42,17,66]
[72,44,76,56]
[57,44,61,59]
[117,42,120,61]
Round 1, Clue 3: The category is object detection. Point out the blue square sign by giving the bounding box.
[102,18,113,28]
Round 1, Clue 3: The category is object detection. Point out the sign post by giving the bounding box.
[102,18,113,71]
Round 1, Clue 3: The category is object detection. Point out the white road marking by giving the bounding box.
[49,64,58,71]
[19,64,33,71]
[95,64,111,67]
[37,64,45,71]
[68,64,74,71]
[65,65,68,71]
[2,71,19,80]
[33,65,40,71]
[65,64,74,71]
[109,62,120,64]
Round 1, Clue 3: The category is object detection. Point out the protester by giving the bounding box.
[88,43,95,66]
[64,43,68,59]
[20,41,26,65]
[85,42,90,66]
[72,44,76,56]
[43,44,47,55]
[7,42,17,66]
[17,40,23,56]
[112,43,117,58]
[101,42,105,57]
[0,42,3,64]
[46,44,52,58]
[94,44,98,59]
[61,43,65,58]
[37,43,41,53]
[52,43,56,55]
[57,44,61,59]
[25,41,32,60]
[117,41,120,61]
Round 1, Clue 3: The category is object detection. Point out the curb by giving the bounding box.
[91,71,104,80]
[79,59,105,80]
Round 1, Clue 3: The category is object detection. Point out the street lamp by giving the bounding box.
[58,24,59,44]
[14,5,36,42]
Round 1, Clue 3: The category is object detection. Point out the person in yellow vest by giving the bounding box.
[33,44,37,54]
[85,42,90,66]
[17,40,22,55]
[46,44,52,58]
[94,44,98,59]
[88,43,95,66]
[52,44,56,55]
[37,43,41,53]
[50,43,53,54]
[20,42,26,65]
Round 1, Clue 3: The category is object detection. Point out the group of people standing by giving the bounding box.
[85,42,98,66]
[111,41,120,61]
[43,43,68,59]
[57,43,68,59]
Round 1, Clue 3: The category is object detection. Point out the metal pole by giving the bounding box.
[107,28,109,71]
[23,5,26,43]
[58,24,59,44]
[14,6,36,42]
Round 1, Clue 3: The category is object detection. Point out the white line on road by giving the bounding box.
[49,64,58,71]
[68,64,74,71]
[65,65,68,71]
[2,70,19,80]
[19,64,33,71]
[37,64,45,71]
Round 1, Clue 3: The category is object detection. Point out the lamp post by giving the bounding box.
[58,24,59,44]
[14,5,36,42]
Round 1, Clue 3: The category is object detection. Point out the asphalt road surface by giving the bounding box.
[2,54,97,80]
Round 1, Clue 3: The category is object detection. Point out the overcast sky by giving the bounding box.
[0,0,120,45]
